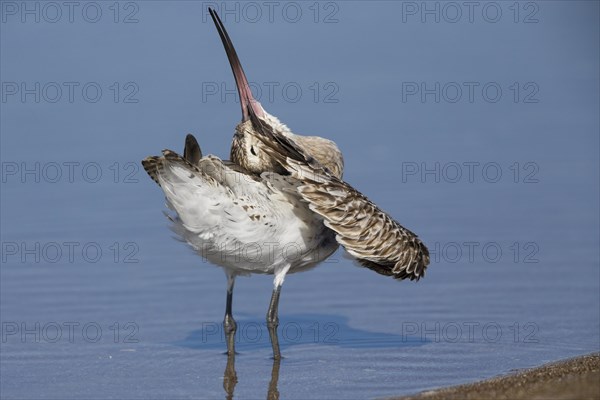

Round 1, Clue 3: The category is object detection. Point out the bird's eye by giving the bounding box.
[250,146,257,156]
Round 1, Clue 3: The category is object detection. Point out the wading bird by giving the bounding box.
[142,8,429,360]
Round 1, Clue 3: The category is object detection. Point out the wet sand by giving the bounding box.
[393,353,600,400]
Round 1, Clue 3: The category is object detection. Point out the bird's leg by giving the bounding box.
[223,272,237,356]
[266,285,282,360]
[267,265,290,360]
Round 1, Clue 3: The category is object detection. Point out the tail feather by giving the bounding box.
[184,134,202,165]
[142,156,163,186]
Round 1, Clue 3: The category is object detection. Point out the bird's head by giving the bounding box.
[209,8,344,178]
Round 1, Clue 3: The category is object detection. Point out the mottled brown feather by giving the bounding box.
[248,117,430,280]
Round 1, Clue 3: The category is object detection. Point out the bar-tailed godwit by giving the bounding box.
[142,9,429,359]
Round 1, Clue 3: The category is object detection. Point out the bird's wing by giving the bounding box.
[287,159,429,280]
[252,118,430,280]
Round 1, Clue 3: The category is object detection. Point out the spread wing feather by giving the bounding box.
[250,113,430,280]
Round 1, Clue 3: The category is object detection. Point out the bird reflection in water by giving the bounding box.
[222,353,281,400]
[223,352,237,400]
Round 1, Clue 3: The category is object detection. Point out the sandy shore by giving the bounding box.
[392,353,599,400]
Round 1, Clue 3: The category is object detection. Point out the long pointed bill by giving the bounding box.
[209,8,265,122]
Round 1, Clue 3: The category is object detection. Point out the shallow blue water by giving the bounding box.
[1,1,599,399]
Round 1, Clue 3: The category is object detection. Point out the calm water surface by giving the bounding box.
[1,2,598,399]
